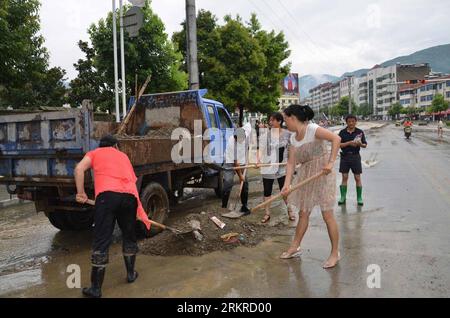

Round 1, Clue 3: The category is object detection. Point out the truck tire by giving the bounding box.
[47,211,94,231]
[139,182,170,237]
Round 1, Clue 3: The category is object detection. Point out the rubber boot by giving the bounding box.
[222,191,231,208]
[124,255,139,283]
[82,266,105,298]
[356,186,364,206]
[240,182,250,215]
[338,185,347,205]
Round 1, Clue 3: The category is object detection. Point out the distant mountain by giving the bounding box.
[299,74,340,98]
[341,44,450,78]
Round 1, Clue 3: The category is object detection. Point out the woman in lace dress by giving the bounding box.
[280,105,341,269]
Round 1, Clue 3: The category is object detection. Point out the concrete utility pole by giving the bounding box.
[112,0,120,122]
[119,0,127,118]
[185,0,199,90]
[348,76,352,114]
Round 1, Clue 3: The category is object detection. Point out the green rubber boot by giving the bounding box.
[338,185,347,205]
[356,186,364,206]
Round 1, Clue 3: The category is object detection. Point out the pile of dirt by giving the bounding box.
[139,212,283,256]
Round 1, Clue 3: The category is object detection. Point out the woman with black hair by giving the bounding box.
[280,105,341,269]
[256,112,294,223]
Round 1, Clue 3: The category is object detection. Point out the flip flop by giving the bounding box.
[323,252,341,269]
[279,247,302,259]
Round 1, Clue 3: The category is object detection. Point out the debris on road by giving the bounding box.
[138,213,283,256]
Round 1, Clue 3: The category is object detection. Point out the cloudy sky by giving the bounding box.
[40,0,450,80]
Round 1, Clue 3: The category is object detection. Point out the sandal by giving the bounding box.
[261,214,271,223]
[280,246,302,259]
[323,252,341,269]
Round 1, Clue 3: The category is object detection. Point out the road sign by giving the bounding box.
[123,6,144,38]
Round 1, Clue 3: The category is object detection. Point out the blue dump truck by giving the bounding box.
[0,89,234,234]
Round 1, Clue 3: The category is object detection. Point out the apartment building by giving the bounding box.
[309,82,340,113]
[358,63,430,119]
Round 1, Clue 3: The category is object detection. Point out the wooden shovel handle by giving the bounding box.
[232,162,286,170]
[85,198,167,230]
[251,171,325,213]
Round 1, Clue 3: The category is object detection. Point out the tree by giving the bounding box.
[172,12,291,119]
[329,96,357,118]
[71,0,187,112]
[357,103,373,117]
[0,0,67,109]
[431,94,449,119]
[388,102,403,120]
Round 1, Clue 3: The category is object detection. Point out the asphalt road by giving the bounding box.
[0,124,449,297]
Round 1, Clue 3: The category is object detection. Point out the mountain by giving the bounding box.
[341,44,450,78]
[299,74,340,98]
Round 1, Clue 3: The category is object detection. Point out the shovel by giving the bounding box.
[251,171,325,213]
[77,197,190,236]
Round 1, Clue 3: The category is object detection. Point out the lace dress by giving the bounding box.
[287,123,336,212]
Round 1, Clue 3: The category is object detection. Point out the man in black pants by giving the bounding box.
[75,135,146,297]
[338,115,367,206]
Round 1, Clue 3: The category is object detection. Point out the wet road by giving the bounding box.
[1,124,449,297]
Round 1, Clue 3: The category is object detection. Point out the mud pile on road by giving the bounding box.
[139,212,284,256]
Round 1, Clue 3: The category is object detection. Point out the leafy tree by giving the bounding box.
[172,12,291,120]
[388,102,403,120]
[329,96,357,118]
[71,0,187,112]
[0,0,67,109]
[357,103,373,117]
[431,94,449,113]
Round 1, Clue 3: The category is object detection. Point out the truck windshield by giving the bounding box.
[217,107,232,129]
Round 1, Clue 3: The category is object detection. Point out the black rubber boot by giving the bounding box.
[82,266,105,298]
[222,191,231,208]
[124,255,139,283]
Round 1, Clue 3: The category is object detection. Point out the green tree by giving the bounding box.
[329,96,357,118]
[0,0,67,109]
[431,94,449,113]
[71,0,187,112]
[173,12,290,119]
[357,103,373,117]
[388,102,403,120]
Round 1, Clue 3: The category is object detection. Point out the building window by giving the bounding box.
[446,91,450,98]
[420,95,434,102]
[446,80,450,87]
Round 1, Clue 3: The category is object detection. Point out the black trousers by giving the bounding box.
[262,176,286,197]
[91,191,138,266]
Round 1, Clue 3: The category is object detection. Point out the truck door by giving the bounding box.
[205,104,222,163]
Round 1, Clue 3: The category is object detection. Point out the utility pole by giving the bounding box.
[348,76,352,114]
[119,0,127,118]
[185,0,199,90]
[112,0,120,122]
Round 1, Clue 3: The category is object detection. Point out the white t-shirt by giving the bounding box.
[290,123,319,147]
[225,122,252,164]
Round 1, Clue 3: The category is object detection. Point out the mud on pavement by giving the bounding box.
[139,211,286,257]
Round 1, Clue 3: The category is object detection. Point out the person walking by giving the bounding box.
[438,119,444,138]
[74,135,151,298]
[256,112,294,223]
[337,115,367,206]
[280,105,341,269]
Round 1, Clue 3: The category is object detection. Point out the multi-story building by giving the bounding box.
[339,76,358,105]
[356,63,430,119]
[398,75,450,114]
[309,82,340,114]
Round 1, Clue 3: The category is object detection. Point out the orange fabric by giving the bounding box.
[85,147,151,230]
[404,121,412,127]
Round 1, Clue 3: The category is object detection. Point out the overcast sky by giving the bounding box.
[40,0,450,80]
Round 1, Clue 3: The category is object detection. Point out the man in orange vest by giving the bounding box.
[74,135,150,298]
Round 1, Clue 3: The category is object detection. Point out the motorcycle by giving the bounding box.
[404,126,412,139]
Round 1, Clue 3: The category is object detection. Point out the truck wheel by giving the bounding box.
[47,211,94,231]
[139,182,169,237]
